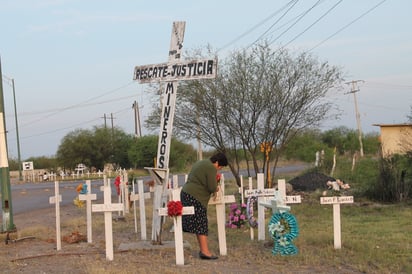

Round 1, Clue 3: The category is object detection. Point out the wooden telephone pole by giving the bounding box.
[346,80,364,157]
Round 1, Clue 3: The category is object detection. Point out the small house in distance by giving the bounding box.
[374,123,412,157]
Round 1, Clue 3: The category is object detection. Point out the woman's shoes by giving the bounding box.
[199,251,218,260]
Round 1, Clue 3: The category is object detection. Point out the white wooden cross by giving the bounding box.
[92,176,124,261]
[130,179,151,239]
[133,21,217,243]
[158,188,194,266]
[49,181,62,251]
[320,195,354,249]
[208,174,236,255]
[244,173,278,241]
[78,180,97,243]
[277,179,302,205]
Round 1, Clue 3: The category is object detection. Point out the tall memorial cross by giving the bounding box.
[78,180,97,243]
[92,176,124,261]
[208,174,236,256]
[158,188,194,266]
[133,21,217,243]
[49,181,62,250]
[320,195,354,249]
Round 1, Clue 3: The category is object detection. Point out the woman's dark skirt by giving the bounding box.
[180,191,208,235]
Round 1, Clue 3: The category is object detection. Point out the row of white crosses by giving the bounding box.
[49,176,123,260]
[243,174,302,241]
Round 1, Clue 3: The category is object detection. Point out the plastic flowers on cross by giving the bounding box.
[226,202,247,229]
[167,201,183,217]
[216,173,222,185]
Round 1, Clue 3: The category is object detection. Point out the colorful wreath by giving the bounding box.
[246,196,258,228]
[268,211,299,255]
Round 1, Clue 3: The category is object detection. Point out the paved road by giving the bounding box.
[4,163,308,215]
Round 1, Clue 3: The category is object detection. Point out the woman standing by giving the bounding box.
[181,152,228,260]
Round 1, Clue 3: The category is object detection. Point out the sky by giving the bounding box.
[0,0,411,160]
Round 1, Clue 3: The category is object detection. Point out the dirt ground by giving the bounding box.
[0,198,367,274]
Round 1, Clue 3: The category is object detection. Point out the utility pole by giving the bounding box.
[2,75,22,181]
[102,113,107,129]
[346,80,365,157]
[132,101,142,137]
[0,57,16,232]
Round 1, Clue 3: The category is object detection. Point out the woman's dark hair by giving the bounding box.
[210,152,228,167]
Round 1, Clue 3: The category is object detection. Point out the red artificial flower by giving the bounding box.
[167,201,183,217]
[216,173,222,183]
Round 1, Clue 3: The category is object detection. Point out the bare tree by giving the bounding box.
[147,43,343,186]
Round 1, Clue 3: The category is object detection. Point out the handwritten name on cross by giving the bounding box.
[158,188,194,266]
[277,179,302,205]
[244,173,278,241]
[208,174,236,255]
[320,195,354,249]
[78,180,97,243]
[133,21,217,243]
[49,181,62,251]
[92,176,123,261]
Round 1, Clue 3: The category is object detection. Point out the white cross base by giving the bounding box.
[208,176,235,256]
[49,181,62,251]
[320,196,354,249]
[158,188,194,266]
[92,176,124,261]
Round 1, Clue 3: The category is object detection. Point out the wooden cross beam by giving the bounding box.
[158,188,194,266]
[78,180,97,243]
[49,181,62,251]
[133,21,217,243]
[277,179,302,205]
[92,176,123,261]
[320,196,354,249]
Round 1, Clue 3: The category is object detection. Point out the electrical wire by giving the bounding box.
[217,0,299,53]
[308,0,388,51]
[282,0,343,48]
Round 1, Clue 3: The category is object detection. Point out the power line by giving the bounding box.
[281,0,343,48]
[267,0,322,46]
[308,0,388,51]
[217,0,299,53]
[245,0,300,50]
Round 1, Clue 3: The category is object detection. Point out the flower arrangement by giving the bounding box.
[167,200,183,217]
[323,179,351,196]
[227,202,247,229]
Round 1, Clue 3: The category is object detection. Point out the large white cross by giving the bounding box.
[208,174,235,256]
[158,188,194,266]
[49,181,62,251]
[320,195,354,249]
[133,21,217,243]
[78,180,97,243]
[92,176,123,261]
